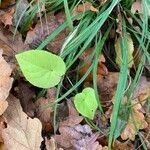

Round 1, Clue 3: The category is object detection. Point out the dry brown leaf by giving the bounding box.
[131,0,150,17]
[121,99,148,140]
[59,100,83,127]
[54,124,101,149]
[2,95,43,150]
[97,72,119,107]
[15,80,36,118]
[0,143,6,150]
[35,97,54,123]
[35,88,56,131]
[0,116,7,143]
[0,49,13,115]
[71,132,100,150]
[0,0,15,9]
[133,76,150,101]
[0,101,8,116]
[79,48,108,82]
[45,137,56,150]
[12,0,29,28]
[73,2,98,17]
[1,8,15,26]
[35,88,56,123]
[0,22,29,56]
[112,140,134,150]
[25,12,68,54]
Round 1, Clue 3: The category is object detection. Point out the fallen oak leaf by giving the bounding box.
[2,95,43,150]
[0,49,13,115]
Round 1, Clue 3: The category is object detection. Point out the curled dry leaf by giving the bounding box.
[2,95,43,150]
[0,49,13,115]
[121,99,148,140]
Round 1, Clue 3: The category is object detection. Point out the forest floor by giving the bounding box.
[0,0,150,150]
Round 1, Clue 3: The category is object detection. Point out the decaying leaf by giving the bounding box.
[45,137,56,150]
[54,124,100,149]
[0,0,15,9]
[0,22,28,56]
[25,13,68,54]
[79,48,108,82]
[15,80,36,118]
[1,8,15,26]
[115,33,134,68]
[73,2,98,17]
[2,95,43,150]
[112,140,134,150]
[59,100,83,127]
[121,99,148,140]
[97,72,119,107]
[133,76,150,101]
[71,132,100,150]
[0,116,7,143]
[0,101,8,117]
[35,88,57,131]
[35,88,56,123]
[12,0,29,28]
[131,0,150,17]
[0,49,13,115]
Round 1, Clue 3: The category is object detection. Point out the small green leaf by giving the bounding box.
[74,87,98,119]
[16,50,66,88]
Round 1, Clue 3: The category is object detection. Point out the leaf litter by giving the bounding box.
[0,1,149,150]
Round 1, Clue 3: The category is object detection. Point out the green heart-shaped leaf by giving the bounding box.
[16,50,66,88]
[74,87,98,119]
